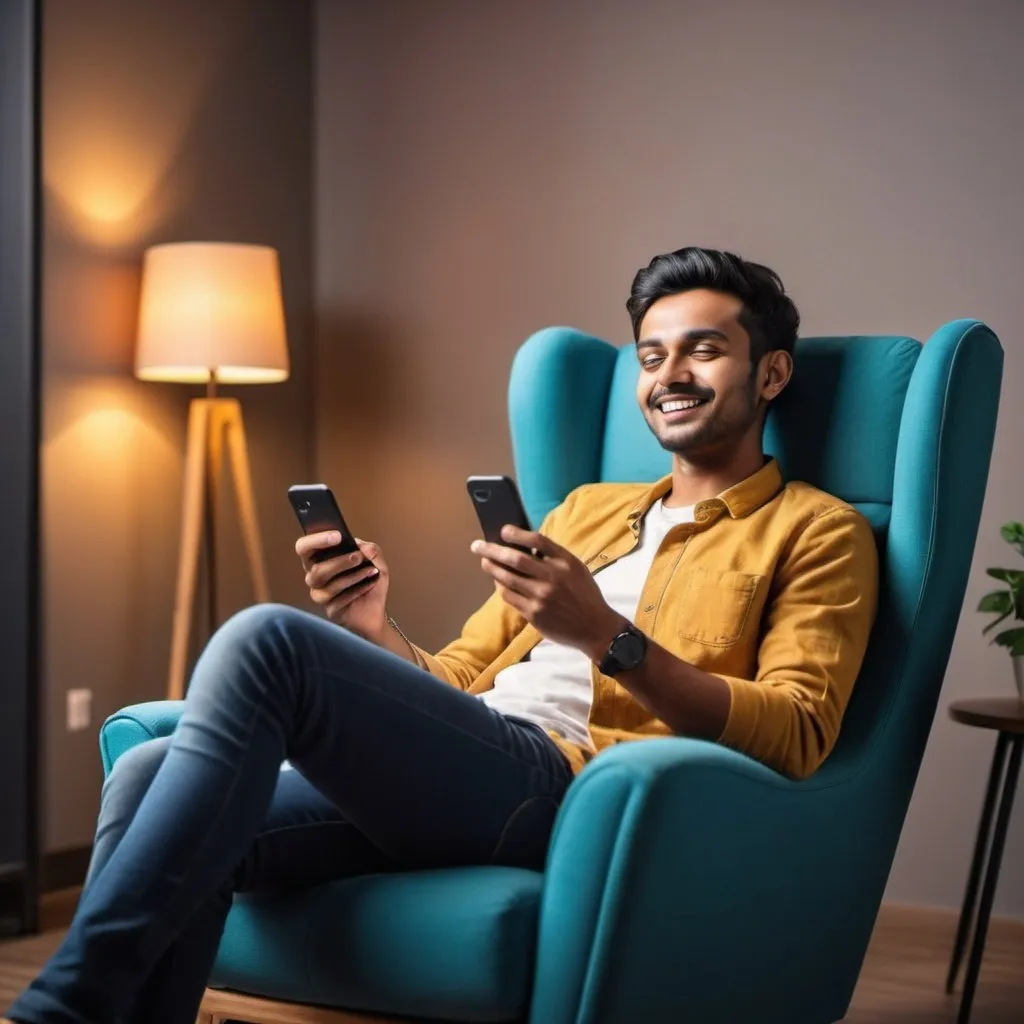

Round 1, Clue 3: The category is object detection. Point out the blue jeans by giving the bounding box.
[6,604,573,1024]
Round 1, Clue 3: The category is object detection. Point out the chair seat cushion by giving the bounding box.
[209,866,544,1022]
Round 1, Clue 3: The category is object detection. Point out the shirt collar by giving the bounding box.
[626,457,783,527]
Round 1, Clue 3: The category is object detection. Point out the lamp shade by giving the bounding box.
[135,242,289,384]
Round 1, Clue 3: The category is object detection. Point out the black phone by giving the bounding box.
[466,475,535,555]
[287,484,375,573]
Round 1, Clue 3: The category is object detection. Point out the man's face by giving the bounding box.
[635,289,769,457]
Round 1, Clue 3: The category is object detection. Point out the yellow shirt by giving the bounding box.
[413,458,879,780]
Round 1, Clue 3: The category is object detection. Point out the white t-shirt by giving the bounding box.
[479,498,695,747]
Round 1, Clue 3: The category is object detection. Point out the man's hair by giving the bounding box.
[626,246,800,363]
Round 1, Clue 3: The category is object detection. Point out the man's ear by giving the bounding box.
[761,350,794,402]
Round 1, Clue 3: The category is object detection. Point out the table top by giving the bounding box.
[949,697,1024,733]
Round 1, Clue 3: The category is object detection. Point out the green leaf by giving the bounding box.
[986,568,1024,585]
[992,626,1024,649]
[1000,521,1024,541]
[983,609,1014,635]
[979,589,1016,636]
[978,590,1013,614]
[1001,521,1024,555]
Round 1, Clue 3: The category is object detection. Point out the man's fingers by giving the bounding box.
[470,540,543,576]
[295,530,342,560]
[499,525,559,557]
[312,564,380,606]
[307,561,380,598]
[324,574,379,617]
[481,558,537,596]
[354,538,380,560]
[305,550,371,589]
[495,583,530,617]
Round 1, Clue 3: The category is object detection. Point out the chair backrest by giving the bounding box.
[509,320,1002,801]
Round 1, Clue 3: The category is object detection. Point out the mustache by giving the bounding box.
[650,385,715,410]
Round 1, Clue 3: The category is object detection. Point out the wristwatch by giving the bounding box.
[598,623,648,676]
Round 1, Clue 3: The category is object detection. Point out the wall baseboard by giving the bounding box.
[39,885,81,931]
[40,846,91,893]
[0,846,91,935]
[0,870,26,937]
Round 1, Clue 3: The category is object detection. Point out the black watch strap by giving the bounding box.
[598,623,648,676]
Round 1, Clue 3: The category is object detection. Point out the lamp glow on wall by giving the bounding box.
[135,242,289,700]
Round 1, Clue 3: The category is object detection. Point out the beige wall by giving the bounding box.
[43,0,313,852]
[315,0,1024,916]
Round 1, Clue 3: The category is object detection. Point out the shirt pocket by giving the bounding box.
[676,567,762,648]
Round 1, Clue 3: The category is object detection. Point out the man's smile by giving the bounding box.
[653,394,711,423]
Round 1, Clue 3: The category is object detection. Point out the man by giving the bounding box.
[4,247,877,1024]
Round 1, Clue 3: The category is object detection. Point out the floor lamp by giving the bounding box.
[135,242,290,700]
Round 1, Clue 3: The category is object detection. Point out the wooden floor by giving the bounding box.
[1,902,1021,1021]
[843,906,1022,1023]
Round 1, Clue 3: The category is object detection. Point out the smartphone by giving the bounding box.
[287,484,376,575]
[466,475,535,555]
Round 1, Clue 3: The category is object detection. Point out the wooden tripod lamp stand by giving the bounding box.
[135,242,290,700]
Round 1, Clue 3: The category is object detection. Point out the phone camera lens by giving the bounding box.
[299,501,310,512]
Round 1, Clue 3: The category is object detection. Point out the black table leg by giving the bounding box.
[946,732,1010,993]
[956,735,1022,1024]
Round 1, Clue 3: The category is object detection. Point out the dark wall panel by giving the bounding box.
[0,0,42,933]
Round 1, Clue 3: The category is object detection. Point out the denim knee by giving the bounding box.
[213,602,310,648]
[101,735,171,815]
[215,601,345,655]
[87,737,172,887]
[190,603,331,715]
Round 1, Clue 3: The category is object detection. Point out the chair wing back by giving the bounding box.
[509,320,1002,795]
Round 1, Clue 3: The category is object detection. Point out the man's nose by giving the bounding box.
[656,360,695,388]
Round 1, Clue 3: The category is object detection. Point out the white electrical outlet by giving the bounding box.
[66,688,92,731]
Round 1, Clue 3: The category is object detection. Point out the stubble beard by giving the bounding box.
[650,390,761,456]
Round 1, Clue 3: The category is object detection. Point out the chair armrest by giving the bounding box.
[530,738,876,1024]
[99,700,186,775]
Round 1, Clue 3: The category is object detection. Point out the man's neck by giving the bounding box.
[663,444,768,509]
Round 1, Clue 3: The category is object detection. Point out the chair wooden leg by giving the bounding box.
[199,986,408,1023]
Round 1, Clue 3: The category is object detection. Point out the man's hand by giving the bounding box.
[470,525,623,659]
[296,532,389,642]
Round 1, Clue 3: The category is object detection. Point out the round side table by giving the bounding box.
[944,697,1024,1024]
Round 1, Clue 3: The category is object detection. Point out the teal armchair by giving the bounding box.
[100,320,1002,1023]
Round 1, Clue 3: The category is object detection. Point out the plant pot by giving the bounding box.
[1013,655,1024,701]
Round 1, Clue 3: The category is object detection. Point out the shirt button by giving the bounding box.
[644,604,655,612]
[599,553,609,560]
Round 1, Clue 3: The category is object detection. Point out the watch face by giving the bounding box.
[613,630,646,669]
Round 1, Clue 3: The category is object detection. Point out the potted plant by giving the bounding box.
[978,520,1024,699]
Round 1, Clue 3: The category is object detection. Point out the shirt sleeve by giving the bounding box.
[412,488,583,690]
[713,506,879,779]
